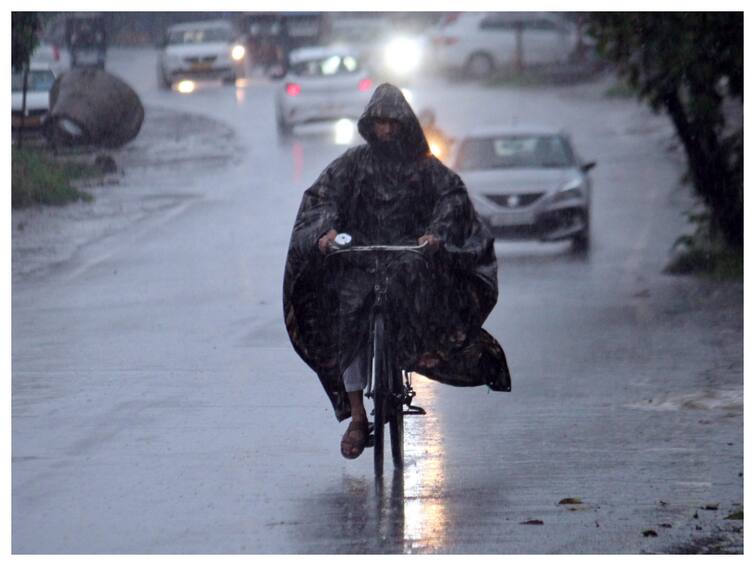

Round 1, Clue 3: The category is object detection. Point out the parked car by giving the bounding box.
[429,12,582,79]
[453,126,595,250]
[157,20,246,89]
[275,46,374,135]
[12,63,57,132]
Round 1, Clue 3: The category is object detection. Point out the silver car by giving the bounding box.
[275,46,373,135]
[454,126,595,250]
[157,20,246,89]
[12,64,57,132]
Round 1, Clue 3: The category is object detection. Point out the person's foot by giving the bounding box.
[340,414,368,459]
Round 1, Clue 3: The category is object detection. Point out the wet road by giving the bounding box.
[12,48,743,553]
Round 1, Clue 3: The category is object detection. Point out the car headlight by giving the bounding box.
[334,119,356,145]
[550,178,584,202]
[231,44,246,62]
[384,37,423,76]
[470,194,495,213]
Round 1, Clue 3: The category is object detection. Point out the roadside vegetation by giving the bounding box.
[12,13,98,209]
[12,147,97,208]
[586,13,743,278]
[665,211,743,280]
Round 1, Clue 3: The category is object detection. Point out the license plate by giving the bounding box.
[490,211,534,226]
[320,101,344,112]
[191,62,213,71]
[77,51,99,63]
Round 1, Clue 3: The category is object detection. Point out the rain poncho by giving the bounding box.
[283,83,511,421]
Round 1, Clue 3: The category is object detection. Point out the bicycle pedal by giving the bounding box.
[404,405,426,415]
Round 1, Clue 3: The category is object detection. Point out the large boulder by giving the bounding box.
[46,68,144,148]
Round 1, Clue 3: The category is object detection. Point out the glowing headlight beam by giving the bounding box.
[384,37,422,76]
[231,44,246,61]
[401,88,414,106]
[334,119,356,145]
[176,80,196,94]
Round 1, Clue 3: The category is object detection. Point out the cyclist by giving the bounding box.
[283,83,511,459]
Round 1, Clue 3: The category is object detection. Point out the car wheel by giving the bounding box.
[158,69,172,90]
[222,73,237,85]
[465,52,494,80]
[276,110,293,137]
[571,214,590,253]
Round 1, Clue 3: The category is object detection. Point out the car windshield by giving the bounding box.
[167,27,231,45]
[290,54,361,77]
[456,135,575,170]
[11,70,56,92]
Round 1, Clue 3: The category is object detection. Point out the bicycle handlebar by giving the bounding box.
[326,233,429,257]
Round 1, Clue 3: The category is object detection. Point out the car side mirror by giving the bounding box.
[581,161,596,172]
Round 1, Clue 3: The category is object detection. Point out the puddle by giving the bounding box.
[627,388,743,412]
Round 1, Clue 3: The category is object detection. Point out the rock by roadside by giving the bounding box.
[12,106,243,281]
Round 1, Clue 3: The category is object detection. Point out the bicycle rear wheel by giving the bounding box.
[389,369,404,468]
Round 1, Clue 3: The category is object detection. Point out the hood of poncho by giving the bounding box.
[357,83,429,160]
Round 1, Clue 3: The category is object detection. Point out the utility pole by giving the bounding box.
[514,21,524,73]
[17,64,30,148]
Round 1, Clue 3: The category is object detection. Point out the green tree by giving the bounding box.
[586,13,743,250]
[12,12,40,72]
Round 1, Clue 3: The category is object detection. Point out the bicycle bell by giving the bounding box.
[333,232,353,249]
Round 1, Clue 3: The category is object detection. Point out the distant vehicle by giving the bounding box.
[429,12,582,79]
[66,12,107,70]
[323,13,428,84]
[453,126,595,250]
[157,19,246,89]
[12,64,57,132]
[275,46,374,135]
[240,12,325,75]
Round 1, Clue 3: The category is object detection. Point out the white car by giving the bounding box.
[157,19,246,89]
[429,12,581,79]
[30,41,68,76]
[275,46,374,135]
[12,63,57,132]
[454,126,595,250]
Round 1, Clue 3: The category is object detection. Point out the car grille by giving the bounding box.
[485,192,545,208]
[184,56,217,64]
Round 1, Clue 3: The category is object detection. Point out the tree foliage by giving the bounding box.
[12,12,41,72]
[586,13,743,249]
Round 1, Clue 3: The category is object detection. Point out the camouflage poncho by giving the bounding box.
[283,83,511,421]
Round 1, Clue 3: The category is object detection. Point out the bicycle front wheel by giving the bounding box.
[372,315,386,477]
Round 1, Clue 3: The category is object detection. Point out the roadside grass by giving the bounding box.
[12,147,98,209]
[664,206,743,281]
[665,246,743,281]
[484,70,548,88]
[482,62,607,88]
[604,80,635,98]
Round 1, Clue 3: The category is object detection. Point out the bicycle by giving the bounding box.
[327,233,428,476]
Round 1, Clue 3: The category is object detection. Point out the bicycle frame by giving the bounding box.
[327,237,428,476]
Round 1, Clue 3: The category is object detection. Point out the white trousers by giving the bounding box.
[342,350,368,393]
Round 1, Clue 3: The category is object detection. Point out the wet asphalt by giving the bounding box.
[11,48,744,554]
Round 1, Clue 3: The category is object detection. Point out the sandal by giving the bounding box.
[340,419,369,459]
